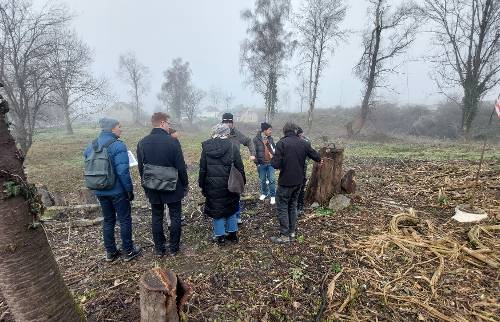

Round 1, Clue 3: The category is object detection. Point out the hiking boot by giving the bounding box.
[105,250,121,262]
[259,194,267,201]
[216,235,226,246]
[226,231,239,243]
[123,246,142,262]
[270,197,276,205]
[270,235,291,244]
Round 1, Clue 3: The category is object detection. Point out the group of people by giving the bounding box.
[83,112,322,262]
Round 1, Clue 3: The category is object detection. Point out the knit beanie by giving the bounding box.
[99,117,119,132]
[261,122,272,132]
[211,123,231,138]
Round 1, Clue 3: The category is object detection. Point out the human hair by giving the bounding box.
[151,112,170,127]
[283,122,299,135]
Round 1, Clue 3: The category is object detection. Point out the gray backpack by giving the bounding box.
[84,138,117,190]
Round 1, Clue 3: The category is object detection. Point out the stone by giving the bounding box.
[328,194,351,212]
[77,188,98,204]
[37,185,54,207]
[311,202,320,209]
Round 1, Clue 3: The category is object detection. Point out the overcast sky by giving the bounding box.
[58,0,487,112]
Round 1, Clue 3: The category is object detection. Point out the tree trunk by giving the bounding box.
[63,106,74,135]
[139,268,192,322]
[0,96,85,321]
[461,87,480,138]
[305,146,344,206]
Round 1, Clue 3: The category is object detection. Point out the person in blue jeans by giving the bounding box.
[199,124,246,245]
[83,118,142,262]
[253,122,276,205]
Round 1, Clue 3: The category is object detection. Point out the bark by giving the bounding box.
[341,169,356,194]
[63,106,74,135]
[0,96,84,321]
[139,268,192,322]
[305,146,344,206]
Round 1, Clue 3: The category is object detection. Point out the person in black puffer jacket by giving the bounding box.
[199,123,246,245]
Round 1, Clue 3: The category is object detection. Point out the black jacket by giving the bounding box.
[199,138,246,219]
[271,131,321,187]
[137,128,188,204]
[253,132,276,165]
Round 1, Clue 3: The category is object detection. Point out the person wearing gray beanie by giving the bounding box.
[99,117,120,132]
[84,117,142,262]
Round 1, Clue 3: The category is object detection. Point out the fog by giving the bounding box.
[60,0,494,112]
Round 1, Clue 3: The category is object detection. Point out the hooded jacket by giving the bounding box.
[199,138,246,219]
[271,131,321,187]
[83,131,133,196]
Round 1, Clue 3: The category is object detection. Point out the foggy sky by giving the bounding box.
[59,0,494,112]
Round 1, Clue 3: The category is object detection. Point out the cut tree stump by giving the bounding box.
[305,146,344,206]
[140,268,192,322]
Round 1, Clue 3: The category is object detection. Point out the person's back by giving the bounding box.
[199,123,245,245]
[83,118,141,262]
[137,112,188,257]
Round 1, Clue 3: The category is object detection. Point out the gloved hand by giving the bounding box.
[126,191,135,201]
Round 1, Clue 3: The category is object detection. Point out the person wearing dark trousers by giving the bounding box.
[199,123,246,246]
[271,122,322,243]
[296,127,311,216]
[253,122,276,204]
[83,118,142,262]
[137,112,189,257]
[222,112,256,224]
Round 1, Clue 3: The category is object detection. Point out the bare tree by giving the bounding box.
[118,52,150,125]
[295,71,308,113]
[208,86,223,111]
[0,86,84,322]
[0,0,70,154]
[48,30,108,134]
[159,58,191,122]
[223,93,235,111]
[185,87,205,124]
[423,0,500,136]
[240,0,295,122]
[296,0,347,131]
[348,0,420,137]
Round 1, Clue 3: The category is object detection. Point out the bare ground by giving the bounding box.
[1,157,499,322]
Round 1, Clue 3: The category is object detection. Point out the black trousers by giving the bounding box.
[151,201,182,253]
[276,185,301,236]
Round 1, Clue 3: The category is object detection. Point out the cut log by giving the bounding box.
[341,169,356,194]
[140,268,192,322]
[305,146,344,206]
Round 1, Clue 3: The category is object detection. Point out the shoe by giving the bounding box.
[216,235,226,246]
[169,249,179,257]
[290,232,296,239]
[259,194,267,201]
[226,231,239,243]
[105,250,121,262]
[155,249,166,258]
[270,235,291,244]
[181,216,187,226]
[123,246,142,262]
[270,197,276,205]
[237,218,243,225]
[298,209,305,217]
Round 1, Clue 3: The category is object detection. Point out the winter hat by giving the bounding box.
[211,123,231,139]
[261,122,272,132]
[221,113,234,123]
[296,127,304,135]
[99,117,119,132]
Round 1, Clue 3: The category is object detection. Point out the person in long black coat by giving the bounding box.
[137,112,188,257]
[199,123,246,245]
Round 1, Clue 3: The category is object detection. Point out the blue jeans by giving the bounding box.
[97,193,134,254]
[235,199,244,221]
[258,164,276,197]
[213,212,238,237]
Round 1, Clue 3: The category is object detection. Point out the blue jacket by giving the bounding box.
[84,131,134,196]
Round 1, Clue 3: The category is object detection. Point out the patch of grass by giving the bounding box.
[331,263,342,274]
[316,207,334,217]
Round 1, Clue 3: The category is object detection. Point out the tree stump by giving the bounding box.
[139,268,192,322]
[305,146,344,206]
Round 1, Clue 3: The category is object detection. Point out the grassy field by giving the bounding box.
[25,126,499,201]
